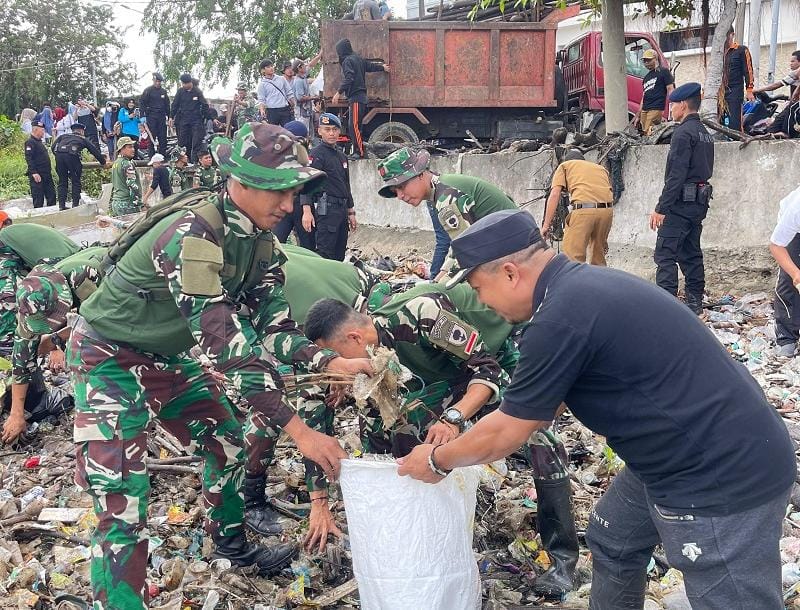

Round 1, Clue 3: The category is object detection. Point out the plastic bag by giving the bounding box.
[339,458,481,610]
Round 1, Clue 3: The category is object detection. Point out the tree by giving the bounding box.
[0,0,136,117]
[141,0,351,90]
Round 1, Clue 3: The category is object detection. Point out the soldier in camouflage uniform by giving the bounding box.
[306,282,580,597]
[168,147,191,192]
[109,137,142,217]
[0,225,79,355]
[377,147,518,275]
[233,82,258,133]
[194,150,221,189]
[241,243,379,550]
[67,122,372,610]
[2,246,107,444]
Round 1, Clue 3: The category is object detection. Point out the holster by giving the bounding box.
[316,193,328,217]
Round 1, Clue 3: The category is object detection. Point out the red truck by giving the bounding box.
[321,18,668,145]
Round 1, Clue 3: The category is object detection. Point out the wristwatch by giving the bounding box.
[441,407,464,428]
[49,333,66,351]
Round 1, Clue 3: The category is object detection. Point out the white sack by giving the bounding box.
[339,458,482,610]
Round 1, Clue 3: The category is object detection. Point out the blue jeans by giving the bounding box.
[426,202,451,277]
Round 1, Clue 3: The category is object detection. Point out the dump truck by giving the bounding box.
[321,17,668,145]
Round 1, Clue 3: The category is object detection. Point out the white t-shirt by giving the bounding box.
[770,185,800,246]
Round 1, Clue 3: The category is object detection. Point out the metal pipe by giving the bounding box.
[767,0,781,82]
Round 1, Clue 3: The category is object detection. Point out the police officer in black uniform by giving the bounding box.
[24,120,56,208]
[649,82,715,315]
[140,72,171,157]
[51,122,107,210]
[302,113,357,260]
[170,73,209,162]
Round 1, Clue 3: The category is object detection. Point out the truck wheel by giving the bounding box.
[368,121,420,144]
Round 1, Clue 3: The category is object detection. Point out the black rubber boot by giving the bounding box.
[532,477,580,598]
[686,293,704,315]
[211,530,296,576]
[244,474,284,536]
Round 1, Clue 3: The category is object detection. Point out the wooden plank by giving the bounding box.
[308,578,359,607]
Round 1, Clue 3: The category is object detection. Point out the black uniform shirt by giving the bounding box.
[641,67,674,111]
[140,85,171,118]
[655,113,714,214]
[51,133,105,164]
[307,142,354,207]
[501,254,796,515]
[723,44,754,95]
[24,136,51,175]
[170,87,208,125]
[149,165,173,198]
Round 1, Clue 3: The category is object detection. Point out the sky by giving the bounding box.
[106,0,407,99]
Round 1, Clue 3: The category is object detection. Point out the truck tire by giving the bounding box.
[368,121,420,145]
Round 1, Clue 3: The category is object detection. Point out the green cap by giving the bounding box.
[116,136,136,152]
[17,269,74,336]
[377,147,431,198]
[211,122,326,192]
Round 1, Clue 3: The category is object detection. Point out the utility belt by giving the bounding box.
[682,182,713,205]
[268,106,290,112]
[569,202,612,210]
[316,193,349,216]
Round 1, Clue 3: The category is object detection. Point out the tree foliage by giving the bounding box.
[0,0,137,117]
[142,0,352,89]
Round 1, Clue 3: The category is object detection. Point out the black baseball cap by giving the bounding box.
[31,120,45,128]
[179,73,193,84]
[153,72,164,81]
[446,209,543,288]
[72,122,86,131]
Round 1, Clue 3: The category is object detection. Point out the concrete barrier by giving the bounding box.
[348,140,800,292]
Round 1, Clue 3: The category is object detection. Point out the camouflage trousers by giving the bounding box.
[109,198,142,218]
[67,319,245,610]
[244,365,331,493]
[362,379,569,480]
[0,261,20,353]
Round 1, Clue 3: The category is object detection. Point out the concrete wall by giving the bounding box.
[349,140,800,291]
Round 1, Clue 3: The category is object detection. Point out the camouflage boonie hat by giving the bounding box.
[17,269,74,336]
[116,136,136,152]
[211,122,326,192]
[377,147,431,198]
[237,81,248,90]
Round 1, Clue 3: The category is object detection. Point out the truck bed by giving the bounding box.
[321,20,558,109]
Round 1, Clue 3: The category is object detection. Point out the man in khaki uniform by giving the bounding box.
[542,150,613,266]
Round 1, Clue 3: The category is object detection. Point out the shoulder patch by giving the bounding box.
[428,310,480,359]
[437,201,470,237]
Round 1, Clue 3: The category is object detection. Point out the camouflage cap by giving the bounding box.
[211,122,326,192]
[377,147,431,198]
[17,269,74,336]
[237,81,248,90]
[116,136,136,152]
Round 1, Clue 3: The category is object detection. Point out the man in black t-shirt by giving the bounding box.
[141,153,173,206]
[398,209,796,610]
[635,49,674,135]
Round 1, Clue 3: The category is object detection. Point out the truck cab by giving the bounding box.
[560,30,670,133]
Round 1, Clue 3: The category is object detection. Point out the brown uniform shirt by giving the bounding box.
[552,160,613,204]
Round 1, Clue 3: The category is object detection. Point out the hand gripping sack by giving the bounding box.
[339,458,482,610]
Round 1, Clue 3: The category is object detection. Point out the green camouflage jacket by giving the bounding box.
[433,174,517,239]
[110,157,142,214]
[12,247,106,384]
[373,290,507,400]
[195,166,221,190]
[80,194,335,426]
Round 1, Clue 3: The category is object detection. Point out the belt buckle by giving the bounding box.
[136,288,153,302]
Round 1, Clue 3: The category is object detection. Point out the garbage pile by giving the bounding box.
[0,288,799,609]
